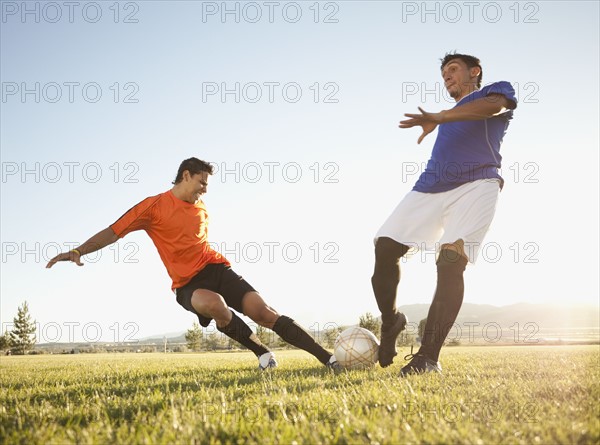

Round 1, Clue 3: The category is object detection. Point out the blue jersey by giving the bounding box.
[413,81,517,193]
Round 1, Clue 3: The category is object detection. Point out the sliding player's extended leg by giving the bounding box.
[242,291,335,366]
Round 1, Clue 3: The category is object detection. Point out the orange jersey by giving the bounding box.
[110,190,229,289]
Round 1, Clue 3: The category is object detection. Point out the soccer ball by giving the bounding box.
[334,327,379,370]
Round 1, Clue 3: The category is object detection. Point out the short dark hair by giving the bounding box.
[172,157,214,184]
[440,52,483,88]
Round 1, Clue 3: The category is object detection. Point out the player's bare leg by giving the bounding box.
[401,239,468,375]
[242,291,335,366]
[191,289,232,327]
[372,237,409,367]
[241,291,279,328]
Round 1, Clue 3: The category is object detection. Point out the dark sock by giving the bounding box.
[371,237,410,325]
[217,311,270,357]
[420,249,468,362]
[272,315,331,364]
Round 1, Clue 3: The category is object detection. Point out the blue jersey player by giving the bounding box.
[372,53,517,375]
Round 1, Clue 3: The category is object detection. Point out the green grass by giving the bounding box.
[1,345,598,444]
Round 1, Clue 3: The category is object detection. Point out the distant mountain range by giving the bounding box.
[396,302,599,330]
[137,302,599,344]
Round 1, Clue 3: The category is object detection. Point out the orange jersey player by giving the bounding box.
[47,157,340,371]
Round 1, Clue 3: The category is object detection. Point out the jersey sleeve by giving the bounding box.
[481,81,517,110]
[110,195,161,239]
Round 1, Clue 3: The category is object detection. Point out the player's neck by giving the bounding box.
[170,185,192,203]
[454,84,479,102]
[454,86,479,103]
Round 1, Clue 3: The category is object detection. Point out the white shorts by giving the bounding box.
[375,179,501,263]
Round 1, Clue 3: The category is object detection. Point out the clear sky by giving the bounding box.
[1,1,598,342]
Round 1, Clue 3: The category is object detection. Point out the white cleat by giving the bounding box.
[258,352,278,370]
[326,355,343,373]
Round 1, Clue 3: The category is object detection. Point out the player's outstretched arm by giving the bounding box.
[432,94,512,123]
[46,227,119,269]
[399,94,512,144]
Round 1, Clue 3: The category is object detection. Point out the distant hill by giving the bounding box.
[397,302,599,330]
[138,332,186,344]
[134,302,599,344]
[38,303,593,349]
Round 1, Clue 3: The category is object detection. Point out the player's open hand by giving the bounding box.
[46,250,83,269]
[399,107,442,144]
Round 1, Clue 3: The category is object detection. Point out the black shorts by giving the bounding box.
[175,263,256,327]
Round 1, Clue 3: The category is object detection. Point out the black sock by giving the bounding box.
[420,249,468,362]
[217,311,270,357]
[371,237,410,325]
[272,315,331,364]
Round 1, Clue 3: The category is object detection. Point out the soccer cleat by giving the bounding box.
[378,312,408,367]
[258,352,278,370]
[399,353,442,376]
[326,355,343,373]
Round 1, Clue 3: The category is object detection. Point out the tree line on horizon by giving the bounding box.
[0,302,432,355]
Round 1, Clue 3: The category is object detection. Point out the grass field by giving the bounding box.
[1,345,598,444]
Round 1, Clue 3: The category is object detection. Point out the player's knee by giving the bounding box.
[438,239,468,267]
[252,305,279,328]
[437,247,468,274]
[191,291,227,317]
[242,292,278,324]
[374,237,410,263]
[374,236,409,276]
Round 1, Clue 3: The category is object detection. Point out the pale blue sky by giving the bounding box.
[1,1,598,342]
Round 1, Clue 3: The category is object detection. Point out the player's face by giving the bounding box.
[441,59,480,101]
[184,171,209,203]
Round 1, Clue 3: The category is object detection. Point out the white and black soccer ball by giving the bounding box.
[334,327,379,370]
